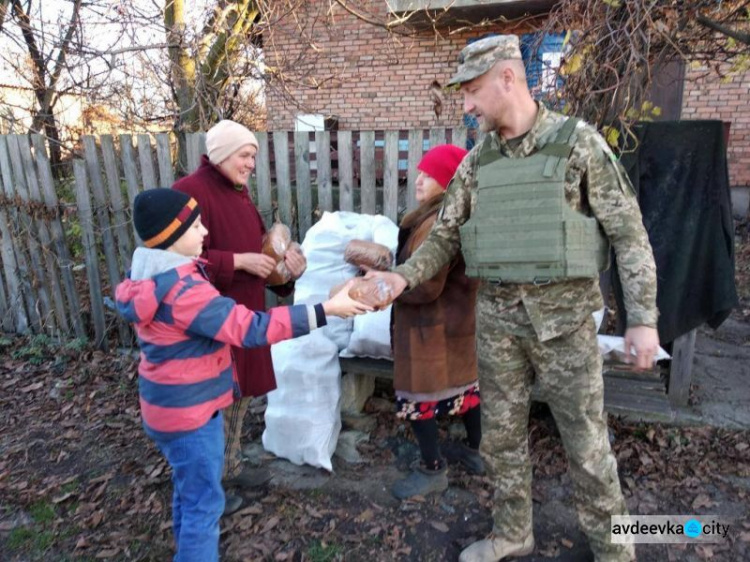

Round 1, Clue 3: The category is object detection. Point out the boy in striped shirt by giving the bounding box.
[116,188,369,561]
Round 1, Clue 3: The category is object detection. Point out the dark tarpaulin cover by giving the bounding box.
[615,120,738,344]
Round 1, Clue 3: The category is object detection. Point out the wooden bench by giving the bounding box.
[340,356,675,420]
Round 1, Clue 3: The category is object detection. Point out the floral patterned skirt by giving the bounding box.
[396,382,481,421]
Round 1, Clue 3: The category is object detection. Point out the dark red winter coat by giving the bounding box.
[173,156,292,396]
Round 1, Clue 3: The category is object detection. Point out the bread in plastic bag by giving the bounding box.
[262,223,293,286]
[344,240,393,271]
[348,277,393,310]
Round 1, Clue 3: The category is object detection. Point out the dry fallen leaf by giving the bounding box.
[692,493,714,510]
[53,491,76,503]
[261,515,280,534]
[21,381,44,393]
[356,508,374,523]
[430,521,449,533]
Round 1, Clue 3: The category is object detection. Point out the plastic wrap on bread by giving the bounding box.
[344,240,393,271]
[262,223,293,286]
[347,277,393,310]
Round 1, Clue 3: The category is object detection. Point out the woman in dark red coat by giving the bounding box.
[390,145,482,500]
[173,120,306,512]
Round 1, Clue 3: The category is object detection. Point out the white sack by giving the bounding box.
[294,212,372,350]
[340,216,398,360]
[263,331,341,471]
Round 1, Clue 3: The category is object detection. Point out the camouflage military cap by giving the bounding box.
[447,35,523,86]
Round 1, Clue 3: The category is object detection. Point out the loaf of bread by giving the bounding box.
[262,223,293,286]
[347,277,393,310]
[344,240,393,271]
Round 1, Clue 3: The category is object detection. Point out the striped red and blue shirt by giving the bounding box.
[116,249,325,440]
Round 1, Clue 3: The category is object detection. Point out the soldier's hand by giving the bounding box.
[363,270,408,301]
[624,326,660,370]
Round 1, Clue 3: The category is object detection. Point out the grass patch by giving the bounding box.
[29,501,56,524]
[7,527,55,553]
[307,540,342,562]
[61,480,79,494]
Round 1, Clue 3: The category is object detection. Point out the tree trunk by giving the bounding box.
[31,109,63,178]
[164,0,198,177]
[165,0,259,177]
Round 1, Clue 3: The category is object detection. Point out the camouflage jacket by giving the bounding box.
[394,104,658,341]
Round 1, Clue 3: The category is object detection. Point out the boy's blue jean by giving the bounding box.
[153,412,225,562]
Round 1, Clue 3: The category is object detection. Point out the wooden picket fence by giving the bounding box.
[0,127,473,349]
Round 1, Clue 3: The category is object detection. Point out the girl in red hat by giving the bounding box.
[391,144,483,499]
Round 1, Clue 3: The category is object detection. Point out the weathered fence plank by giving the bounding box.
[315,131,333,214]
[406,129,423,212]
[17,135,68,333]
[31,134,85,338]
[83,136,131,345]
[254,132,273,229]
[383,131,399,223]
[186,133,201,173]
[0,189,24,332]
[429,128,446,149]
[73,160,108,350]
[6,136,48,331]
[155,133,175,187]
[100,135,134,269]
[294,131,312,239]
[119,134,142,244]
[273,131,293,228]
[137,134,158,190]
[0,213,16,332]
[0,265,9,332]
[453,126,468,151]
[197,134,207,161]
[359,131,376,215]
[338,131,354,212]
[0,136,30,333]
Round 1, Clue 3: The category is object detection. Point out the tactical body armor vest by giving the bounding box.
[459,117,610,284]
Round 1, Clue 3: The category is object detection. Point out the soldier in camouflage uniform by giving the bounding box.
[368,35,659,562]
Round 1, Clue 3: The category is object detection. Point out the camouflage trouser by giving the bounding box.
[223,397,250,479]
[478,311,634,562]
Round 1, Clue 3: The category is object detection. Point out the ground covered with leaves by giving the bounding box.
[0,333,748,561]
[0,240,749,561]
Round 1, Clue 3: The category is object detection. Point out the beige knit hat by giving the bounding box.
[206,120,259,165]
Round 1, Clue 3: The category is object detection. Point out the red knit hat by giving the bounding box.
[417,144,469,189]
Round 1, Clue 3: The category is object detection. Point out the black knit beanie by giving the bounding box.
[133,188,201,249]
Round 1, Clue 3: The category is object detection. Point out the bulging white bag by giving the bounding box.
[340,216,398,360]
[294,212,372,350]
[263,331,342,471]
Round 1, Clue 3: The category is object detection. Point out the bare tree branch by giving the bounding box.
[697,13,750,45]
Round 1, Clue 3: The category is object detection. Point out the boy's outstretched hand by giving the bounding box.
[323,279,374,318]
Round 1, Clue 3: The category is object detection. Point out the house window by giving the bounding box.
[520,31,566,104]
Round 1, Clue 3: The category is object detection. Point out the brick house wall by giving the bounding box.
[263,1,522,130]
[682,65,750,188]
[263,0,750,189]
